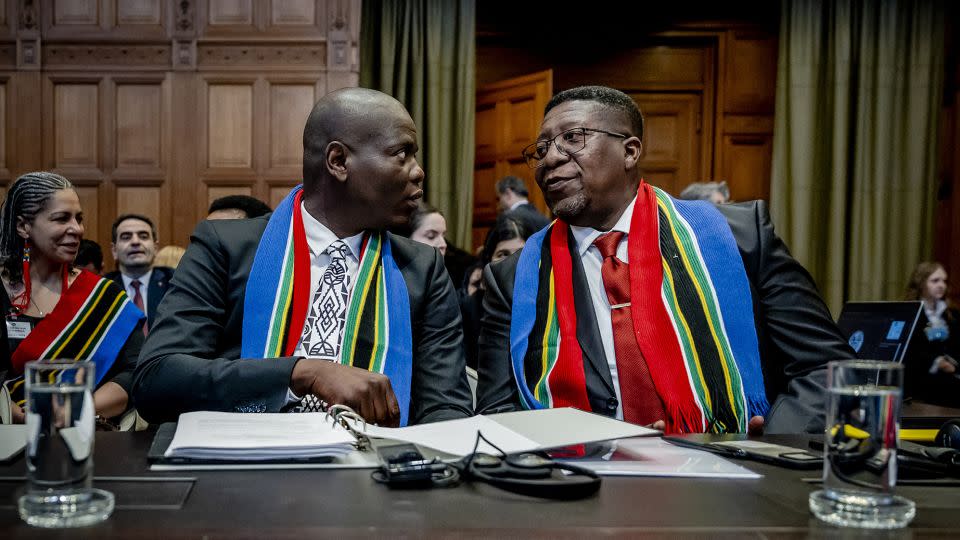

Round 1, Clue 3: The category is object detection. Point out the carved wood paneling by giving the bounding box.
[207,0,253,27]
[52,82,99,170]
[632,93,701,195]
[0,82,6,173]
[43,44,171,69]
[721,134,772,203]
[269,184,296,208]
[268,83,313,170]
[197,44,325,70]
[116,185,162,238]
[117,0,161,25]
[74,184,99,240]
[115,83,163,169]
[52,0,97,26]
[206,82,253,169]
[270,0,315,26]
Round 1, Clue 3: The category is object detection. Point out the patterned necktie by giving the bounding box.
[298,240,351,359]
[594,231,665,425]
[131,279,147,336]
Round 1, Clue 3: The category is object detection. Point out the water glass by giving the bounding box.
[17,360,114,528]
[809,360,915,529]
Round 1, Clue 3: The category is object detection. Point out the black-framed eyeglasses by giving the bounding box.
[521,127,629,169]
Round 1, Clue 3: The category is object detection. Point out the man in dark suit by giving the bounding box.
[476,86,854,434]
[104,214,174,332]
[133,88,472,426]
[496,176,550,234]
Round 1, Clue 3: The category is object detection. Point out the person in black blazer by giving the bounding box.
[496,175,551,234]
[104,214,174,331]
[476,86,855,434]
[133,88,472,426]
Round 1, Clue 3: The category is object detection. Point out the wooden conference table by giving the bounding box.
[2,431,960,539]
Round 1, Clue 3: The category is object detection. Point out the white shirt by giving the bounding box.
[121,269,153,310]
[293,202,366,358]
[568,196,636,420]
[508,199,529,212]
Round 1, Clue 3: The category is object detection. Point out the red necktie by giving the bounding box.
[594,231,665,425]
[131,279,148,336]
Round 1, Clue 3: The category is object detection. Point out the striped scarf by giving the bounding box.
[241,186,414,425]
[510,182,768,434]
[7,270,144,405]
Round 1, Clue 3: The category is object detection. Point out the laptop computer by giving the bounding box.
[835,301,923,364]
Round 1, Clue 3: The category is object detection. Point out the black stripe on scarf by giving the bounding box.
[657,210,739,432]
[350,263,381,371]
[52,282,126,359]
[523,226,556,393]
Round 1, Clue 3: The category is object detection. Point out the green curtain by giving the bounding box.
[771,0,945,314]
[360,0,476,249]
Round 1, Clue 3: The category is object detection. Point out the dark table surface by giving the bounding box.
[2,431,959,539]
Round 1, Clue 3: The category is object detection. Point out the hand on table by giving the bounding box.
[290,359,401,427]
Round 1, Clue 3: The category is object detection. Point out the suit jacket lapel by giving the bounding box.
[147,270,165,326]
[565,228,615,396]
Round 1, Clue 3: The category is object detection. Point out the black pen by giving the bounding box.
[663,437,748,458]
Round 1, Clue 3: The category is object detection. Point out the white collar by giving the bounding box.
[508,199,529,212]
[568,196,637,257]
[121,268,153,289]
[300,202,365,260]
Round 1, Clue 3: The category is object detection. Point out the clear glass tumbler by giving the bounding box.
[17,360,114,528]
[809,360,915,529]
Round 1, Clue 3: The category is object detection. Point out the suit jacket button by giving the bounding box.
[606,397,618,410]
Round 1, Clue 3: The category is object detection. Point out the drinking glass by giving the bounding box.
[17,360,114,528]
[809,360,915,529]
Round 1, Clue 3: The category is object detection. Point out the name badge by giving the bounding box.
[6,319,31,339]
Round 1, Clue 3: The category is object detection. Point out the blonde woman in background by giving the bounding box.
[154,245,186,269]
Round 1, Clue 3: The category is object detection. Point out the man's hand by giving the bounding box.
[290,359,401,427]
[936,355,958,374]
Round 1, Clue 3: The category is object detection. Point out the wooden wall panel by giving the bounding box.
[269,185,295,208]
[268,83,313,170]
[53,0,98,25]
[206,83,254,169]
[116,186,161,235]
[632,93,700,195]
[53,82,100,170]
[721,136,772,202]
[270,0,316,26]
[208,0,253,26]
[117,0,162,25]
[115,83,162,169]
[0,83,5,173]
[74,185,100,241]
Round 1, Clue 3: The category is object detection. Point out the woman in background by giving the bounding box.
[0,172,144,425]
[904,261,960,406]
[155,245,186,269]
[406,203,447,256]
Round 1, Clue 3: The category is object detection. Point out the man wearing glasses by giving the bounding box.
[476,85,853,434]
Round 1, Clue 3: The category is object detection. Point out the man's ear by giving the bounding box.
[110,243,118,260]
[15,216,29,240]
[624,137,643,170]
[325,141,349,183]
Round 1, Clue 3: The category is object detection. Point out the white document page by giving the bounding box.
[356,415,540,457]
[489,407,659,448]
[556,437,762,478]
[165,411,356,460]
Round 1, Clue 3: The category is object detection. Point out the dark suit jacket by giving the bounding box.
[104,266,174,329]
[505,202,551,235]
[132,216,473,424]
[476,200,856,433]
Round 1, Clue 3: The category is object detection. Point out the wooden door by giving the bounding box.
[629,92,702,196]
[473,70,552,251]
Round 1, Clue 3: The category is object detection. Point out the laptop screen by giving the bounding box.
[835,301,923,363]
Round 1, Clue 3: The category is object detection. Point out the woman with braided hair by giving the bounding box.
[0,172,144,426]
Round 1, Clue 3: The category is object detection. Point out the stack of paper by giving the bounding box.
[164,411,356,461]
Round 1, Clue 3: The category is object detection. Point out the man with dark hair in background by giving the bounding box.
[207,195,273,220]
[496,175,550,234]
[104,214,174,333]
[75,239,104,275]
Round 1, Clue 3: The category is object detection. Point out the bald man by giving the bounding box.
[133,88,472,426]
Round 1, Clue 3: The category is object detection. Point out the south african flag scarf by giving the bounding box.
[241,185,414,425]
[7,270,144,405]
[510,182,769,434]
